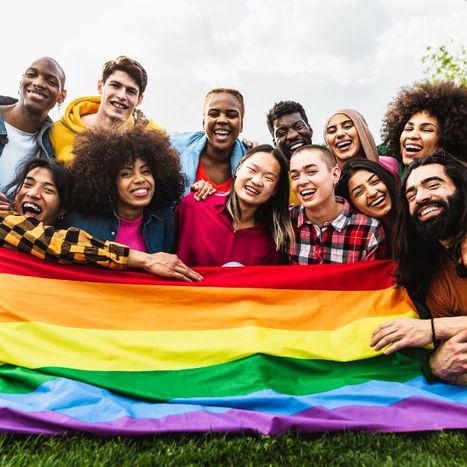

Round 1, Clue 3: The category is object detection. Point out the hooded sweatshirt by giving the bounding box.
[49,96,166,165]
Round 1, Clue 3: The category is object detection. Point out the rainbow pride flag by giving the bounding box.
[0,248,466,435]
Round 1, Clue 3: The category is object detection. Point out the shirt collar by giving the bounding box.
[297,196,350,232]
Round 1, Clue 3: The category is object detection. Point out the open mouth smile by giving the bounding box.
[22,202,42,216]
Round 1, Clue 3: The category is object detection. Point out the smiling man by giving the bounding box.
[0,57,66,192]
[50,56,165,165]
[288,144,385,264]
[266,100,313,161]
[371,153,467,385]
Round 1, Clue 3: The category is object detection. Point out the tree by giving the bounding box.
[422,39,467,85]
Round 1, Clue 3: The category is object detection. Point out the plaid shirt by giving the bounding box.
[0,211,129,269]
[288,197,385,264]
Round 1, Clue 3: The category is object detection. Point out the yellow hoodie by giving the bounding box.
[50,96,166,165]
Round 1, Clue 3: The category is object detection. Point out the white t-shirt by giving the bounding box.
[0,121,40,192]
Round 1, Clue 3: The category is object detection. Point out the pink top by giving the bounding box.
[115,214,147,252]
[379,155,400,182]
[175,193,283,267]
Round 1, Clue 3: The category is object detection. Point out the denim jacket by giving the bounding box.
[64,206,175,254]
[0,96,55,159]
[170,131,247,195]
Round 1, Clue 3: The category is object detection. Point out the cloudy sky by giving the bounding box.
[3,0,466,144]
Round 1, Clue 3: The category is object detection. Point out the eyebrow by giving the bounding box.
[249,162,277,177]
[108,79,139,93]
[405,176,445,194]
[290,163,318,173]
[24,176,57,188]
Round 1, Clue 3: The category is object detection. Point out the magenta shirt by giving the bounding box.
[175,193,282,267]
[115,214,147,252]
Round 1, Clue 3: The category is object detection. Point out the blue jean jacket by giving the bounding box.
[170,131,247,195]
[0,96,55,159]
[65,206,175,254]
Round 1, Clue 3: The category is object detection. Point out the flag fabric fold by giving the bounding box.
[0,248,466,435]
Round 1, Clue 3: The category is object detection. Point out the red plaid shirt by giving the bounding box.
[288,197,385,264]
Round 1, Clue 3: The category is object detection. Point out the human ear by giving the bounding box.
[97,80,103,95]
[58,89,67,105]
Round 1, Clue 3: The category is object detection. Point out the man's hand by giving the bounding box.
[0,192,13,211]
[190,180,217,201]
[370,318,432,354]
[430,329,467,384]
[128,250,203,282]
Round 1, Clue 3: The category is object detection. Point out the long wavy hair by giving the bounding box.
[393,153,467,298]
[226,144,294,251]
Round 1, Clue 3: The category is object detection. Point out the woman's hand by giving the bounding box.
[191,180,216,201]
[128,250,203,282]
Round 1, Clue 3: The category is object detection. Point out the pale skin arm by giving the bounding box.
[190,180,217,201]
[430,329,467,386]
[370,317,467,355]
[127,250,203,282]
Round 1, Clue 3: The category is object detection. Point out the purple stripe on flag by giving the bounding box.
[1,397,466,436]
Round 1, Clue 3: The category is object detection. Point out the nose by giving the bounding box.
[27,185,41,198]
[32,75,46,89]
[250,173,262,185]
[414,187,431,204]
[367,186,379,198]
[336,126,346,138]
[286,128,299,140]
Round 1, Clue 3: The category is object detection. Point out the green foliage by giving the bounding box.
[0,431,466,466]
[422,39,467,85]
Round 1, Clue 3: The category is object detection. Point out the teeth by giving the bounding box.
[245,185,259,195]
[405,144,422,152]
[132,189,148,196]
[29,91,45,98]
[370,195,385,207]
[22,202,42,213]
[214,130,229,136]
[289,142,304,151]
[112,102,127,109]
[336,141,351,149]
[300,189,316,196]
[419,206,439,217]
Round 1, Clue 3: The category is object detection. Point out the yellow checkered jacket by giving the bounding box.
[0,211,128,269]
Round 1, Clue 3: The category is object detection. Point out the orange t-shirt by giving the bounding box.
[195,161,233,193]
[427,260,467,317]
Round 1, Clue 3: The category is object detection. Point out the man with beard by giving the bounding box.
[371,153,467,385]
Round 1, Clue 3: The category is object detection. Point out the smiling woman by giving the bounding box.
[381,80,467,171]
[65,127,184,254]
[170,88,248,196]
[323,108,400,179]
[175,144,294,266]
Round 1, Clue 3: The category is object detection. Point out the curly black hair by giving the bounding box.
[69,128,184,214]
[266,100,310,138]
[381,81,467,161]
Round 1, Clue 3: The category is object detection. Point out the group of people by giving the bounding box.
[0,55,466,386]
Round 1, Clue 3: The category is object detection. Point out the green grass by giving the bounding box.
[0,431,466,466]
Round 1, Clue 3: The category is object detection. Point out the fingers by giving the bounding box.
[0,192,12,210]
[192,182,216,201]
